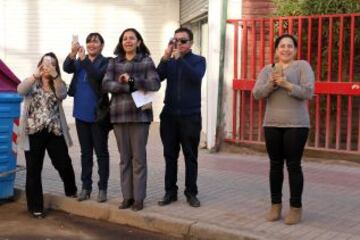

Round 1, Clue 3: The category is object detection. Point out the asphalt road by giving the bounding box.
[0,201,179,240]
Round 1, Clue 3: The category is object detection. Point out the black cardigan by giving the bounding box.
[63,54,109,98]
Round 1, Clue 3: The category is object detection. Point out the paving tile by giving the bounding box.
[14,123,360,239]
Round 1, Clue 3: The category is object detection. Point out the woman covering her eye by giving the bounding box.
[17,52,77,218]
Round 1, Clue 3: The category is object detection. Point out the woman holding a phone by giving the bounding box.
[102,28,160,211]
[63,33,110,203]
[252,34,314,225]
[17,52,77,218]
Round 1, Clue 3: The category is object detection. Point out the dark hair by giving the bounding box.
[86,32,104,45]
[37,52,61,78]
[37,52,61,93]
[174,27,193,41]
[274,34,298,49]
[113,28,150,56]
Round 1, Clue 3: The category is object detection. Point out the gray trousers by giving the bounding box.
[113,123,150,202]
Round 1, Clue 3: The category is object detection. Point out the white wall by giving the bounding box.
[0,0,179,122]
[223,0,242,139]
[206,0,242,149]
[206,0,222,149]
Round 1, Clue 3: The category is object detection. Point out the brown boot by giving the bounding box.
[266,204,282,221]
[284,207,302,225]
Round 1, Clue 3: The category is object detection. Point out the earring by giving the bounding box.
[274,53,279,63]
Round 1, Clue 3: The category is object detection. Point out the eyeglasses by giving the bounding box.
[174,38,190,44]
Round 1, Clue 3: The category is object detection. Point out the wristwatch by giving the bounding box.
[128,77,135,92]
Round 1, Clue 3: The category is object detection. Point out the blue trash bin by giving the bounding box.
[0,92,23,199]
[0,59,23,200]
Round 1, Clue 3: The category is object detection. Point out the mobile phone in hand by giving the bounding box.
[272,63,283,75]
[43,56,52,67]
[168,38,175,46]
[72,34,79,43]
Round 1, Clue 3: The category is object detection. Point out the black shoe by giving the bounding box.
[186,194,200,208]
[131,201,144,211]
[158,194,177,206]
[97,190,107,203]
[119,199,134,209]
[78,189,91,201]
[66,192,78,198]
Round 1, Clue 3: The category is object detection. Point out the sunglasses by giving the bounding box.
[174,38,190,44]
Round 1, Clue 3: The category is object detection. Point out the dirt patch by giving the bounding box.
[219,142,267,156]
[0,201,178,240]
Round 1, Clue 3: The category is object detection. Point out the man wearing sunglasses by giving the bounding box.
[157,27,206,208]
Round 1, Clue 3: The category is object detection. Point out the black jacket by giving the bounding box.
[63,54,110,123]
[157,51,206,116]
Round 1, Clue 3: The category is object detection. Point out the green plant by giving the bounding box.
[271,0,360,82]
[272,0,360,16]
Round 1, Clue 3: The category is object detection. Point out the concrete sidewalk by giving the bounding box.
[14,123,360,240]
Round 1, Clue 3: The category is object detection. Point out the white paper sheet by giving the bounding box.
[131,90,156,108]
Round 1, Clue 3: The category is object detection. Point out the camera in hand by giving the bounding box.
[168,38,178,49]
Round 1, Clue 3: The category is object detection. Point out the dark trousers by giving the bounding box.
[25,129,77,212]
[264,127,309,208]
[160,113,201,197]
[75,119,110,191]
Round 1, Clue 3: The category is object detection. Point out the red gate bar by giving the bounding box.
[233,81,360,96]
[297,17,302,59]
[347,16,355,150]
[279,18,283,35]
[336,16,344,150]
[249,20,256,141]
[288,18,293,34]
[307,18,312,63]
[258,19,265,142]
[269,19,274,62]
[315,17,322,148]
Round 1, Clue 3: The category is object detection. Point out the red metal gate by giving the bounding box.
[226,13,360,154]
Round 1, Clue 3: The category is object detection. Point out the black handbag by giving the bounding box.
[95,93,112,131]
[84,56,113,131]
